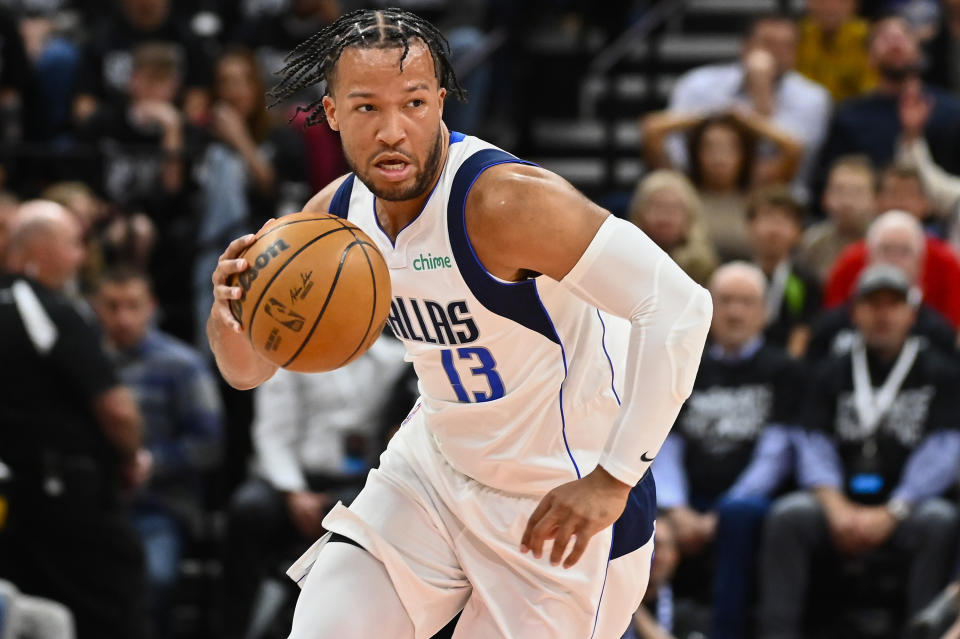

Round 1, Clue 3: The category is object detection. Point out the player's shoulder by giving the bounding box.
[302,173,352,215]
[467,161,571,222]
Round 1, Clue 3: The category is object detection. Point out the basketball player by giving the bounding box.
[208,9,712,638]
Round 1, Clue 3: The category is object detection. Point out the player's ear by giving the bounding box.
[322,95,340,131]
[437,87,447,116]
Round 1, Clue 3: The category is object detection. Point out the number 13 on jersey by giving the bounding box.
[441,347,505,402]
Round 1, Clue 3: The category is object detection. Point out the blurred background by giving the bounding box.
[1,0,960,638]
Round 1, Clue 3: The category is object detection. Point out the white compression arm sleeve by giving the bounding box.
[562,215,713,486]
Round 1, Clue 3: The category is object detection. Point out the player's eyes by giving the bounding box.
[408,99,425,108]
[357,104,375,113]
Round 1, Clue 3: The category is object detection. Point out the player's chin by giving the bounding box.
[370,177,425,202]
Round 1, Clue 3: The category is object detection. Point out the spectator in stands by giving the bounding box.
[0,200,150,639]
[825,210,960,327]
[18,3,81,141]
[92,266,223,636]
[800,155,877,282]
[233,1,349,194]
[746,185,822,357]
[663,13,831,196]
[758,264,960,639]
[0,7,31,187]
[796,0,877,101]
[75,43,193,209]
[208,47,306,227]
[193,47,307,350]
[655,262,804,639]
[642,111,801,261]
[627,170,717,286]
[0,190,20,266]
[895,77,960,237]
[73,0,212,124]
[75,41,201,340]
[623,517,681,639]
[877,162,943,237]
[41,182,110,293]
[805,282,955,368]
[42,181,158,292]
[922,0,960,94]
[222,335,409,637]
[231,0,341,91]
[2,200,84,294]
[817,15,960,192]
[805,205,956,364]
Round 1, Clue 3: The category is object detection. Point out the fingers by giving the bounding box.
[257,217,277,235]
[563,529,591,569]
[550,521,578,566]
[217,233,257,264]
[216,301,242,333]
[521,493,554,555]
[214,283,242,301]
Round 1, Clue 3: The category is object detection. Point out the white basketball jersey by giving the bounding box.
[330,133,628,494]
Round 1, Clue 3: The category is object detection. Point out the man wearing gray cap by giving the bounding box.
[757,263,960,639]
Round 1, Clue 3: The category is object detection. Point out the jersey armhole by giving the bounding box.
[328,174,356,218]
[446,149,560,345]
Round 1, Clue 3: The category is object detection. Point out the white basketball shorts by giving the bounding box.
[288,404,656,639]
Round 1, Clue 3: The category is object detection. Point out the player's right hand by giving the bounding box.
[211,219,276,332]
[211,233,257,333]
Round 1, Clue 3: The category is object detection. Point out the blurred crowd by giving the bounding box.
[0,0,960,638]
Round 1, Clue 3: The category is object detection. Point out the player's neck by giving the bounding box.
[374,128,450,240]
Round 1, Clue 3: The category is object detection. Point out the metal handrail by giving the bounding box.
[578,0,690,118]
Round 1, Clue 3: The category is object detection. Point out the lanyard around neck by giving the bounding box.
[765,261,791,325]
[851,336,920,436]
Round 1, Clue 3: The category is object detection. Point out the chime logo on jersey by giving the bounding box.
[413,252,453,271]
[387,296,479,345]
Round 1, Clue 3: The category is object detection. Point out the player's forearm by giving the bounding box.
[563,217,712,485]
[207,312,277,390]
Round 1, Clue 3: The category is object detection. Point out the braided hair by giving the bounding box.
[269,7,467,127]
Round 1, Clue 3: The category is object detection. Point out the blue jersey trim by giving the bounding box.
[446,148,558,345]
[590,547,613,639]
[537,285,580,478]
[610,471,657,560]
[328,174,355,218]
[450,130,466,144]
[597,310,621,406]
[447,148,580,476]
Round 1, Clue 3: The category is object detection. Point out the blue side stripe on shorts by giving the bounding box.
[610,471,656,560]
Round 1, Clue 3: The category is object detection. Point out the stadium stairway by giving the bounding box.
[518,0,800,213]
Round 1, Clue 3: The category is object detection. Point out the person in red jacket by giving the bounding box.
[824,210,960,327]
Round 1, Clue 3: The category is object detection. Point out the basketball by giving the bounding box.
[227,211,392,373]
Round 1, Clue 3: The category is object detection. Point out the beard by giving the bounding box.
[347,127,445,202]
[877,61,922,83]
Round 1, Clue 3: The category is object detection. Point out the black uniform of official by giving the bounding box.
[0,274,149,639]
